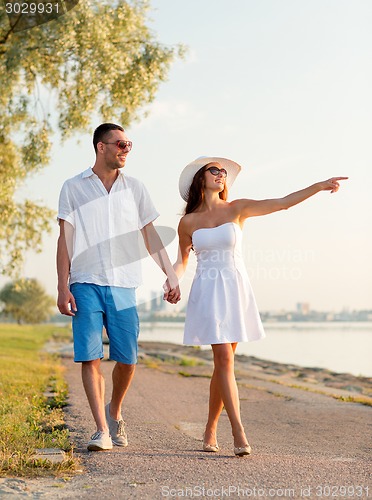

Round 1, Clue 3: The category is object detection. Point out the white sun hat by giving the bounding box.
[178,156,242,202]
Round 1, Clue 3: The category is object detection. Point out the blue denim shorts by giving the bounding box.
[70,283,139,364]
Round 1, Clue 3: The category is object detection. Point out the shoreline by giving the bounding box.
[13,337,370,497]
[44,337,372,405]
[137,341,372,406]
[138,321,372,378]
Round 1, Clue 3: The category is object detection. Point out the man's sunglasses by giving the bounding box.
[101,140,132,152]
[206,166,227,178]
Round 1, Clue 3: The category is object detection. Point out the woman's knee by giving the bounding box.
[212,345,234,369]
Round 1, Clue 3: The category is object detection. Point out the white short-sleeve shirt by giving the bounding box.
[58,167,159,288]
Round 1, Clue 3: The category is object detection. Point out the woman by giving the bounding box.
[170,156,347,457]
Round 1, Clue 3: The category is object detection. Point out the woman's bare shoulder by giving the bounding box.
[178,213,195,235]
[229,199,248,208]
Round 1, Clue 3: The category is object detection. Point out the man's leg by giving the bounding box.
[109,362,136,420]
[71,283,112,450]
[82,358,112,450]
[105,286,139,445]
[82,358,108,432]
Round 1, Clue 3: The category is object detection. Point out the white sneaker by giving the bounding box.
[87,431,113,451]
[105,403,128,447]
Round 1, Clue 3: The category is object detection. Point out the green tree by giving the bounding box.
[0,0,182,275]
[0,278,55,324]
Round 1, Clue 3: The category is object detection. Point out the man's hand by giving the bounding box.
[57,287,77,316]
[163,279,181,304]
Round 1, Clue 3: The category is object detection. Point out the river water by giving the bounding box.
[139,321,372,377]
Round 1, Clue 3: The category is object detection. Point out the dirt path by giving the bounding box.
[1,344,370,499]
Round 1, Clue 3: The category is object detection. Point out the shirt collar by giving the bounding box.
[82,167,125,179]
[82,167,94,178]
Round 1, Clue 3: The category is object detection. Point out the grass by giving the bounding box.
[140,354,204,370]
[179,356,201,367]
[267,379,372,407]
[0,324,78,476]
[178,371,211,379]
[238,382,292,400]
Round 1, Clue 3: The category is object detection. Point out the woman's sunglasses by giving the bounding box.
[101,140,132,152]
[206,166,227,178]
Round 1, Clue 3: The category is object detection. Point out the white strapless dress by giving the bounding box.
[183,222,265,346]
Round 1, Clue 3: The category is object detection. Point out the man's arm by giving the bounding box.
[56,220,77,316]
[140,222,181,304]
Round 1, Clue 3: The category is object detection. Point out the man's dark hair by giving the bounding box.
[93,123,124,153]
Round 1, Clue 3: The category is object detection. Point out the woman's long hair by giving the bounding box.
[184,163,228,214]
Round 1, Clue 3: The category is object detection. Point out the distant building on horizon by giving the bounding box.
[296,302,310,315]
[150,290,166,313]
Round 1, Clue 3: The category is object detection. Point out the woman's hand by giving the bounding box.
[318,177,348,193]
[163,278,181,304]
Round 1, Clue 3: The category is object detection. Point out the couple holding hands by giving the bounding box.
[57,123,347,456]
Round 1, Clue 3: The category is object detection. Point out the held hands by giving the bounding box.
[163,277,181,304]
[318,177,348,193]
[57,287,77,316]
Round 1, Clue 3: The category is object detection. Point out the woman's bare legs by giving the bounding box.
[204,343,237,445]
[204,343,248,448]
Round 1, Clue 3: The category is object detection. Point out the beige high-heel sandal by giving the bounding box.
[203,442,220,452]
[202,433,219,452]
[234,443,251,456]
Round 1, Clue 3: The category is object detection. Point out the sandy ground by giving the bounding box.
[1,341,371,499]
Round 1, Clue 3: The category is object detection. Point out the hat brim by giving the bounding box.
[179,156,242,202]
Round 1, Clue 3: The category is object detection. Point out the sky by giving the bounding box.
[9,0,372,312]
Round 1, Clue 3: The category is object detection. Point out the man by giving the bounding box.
[57,123,180,451]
